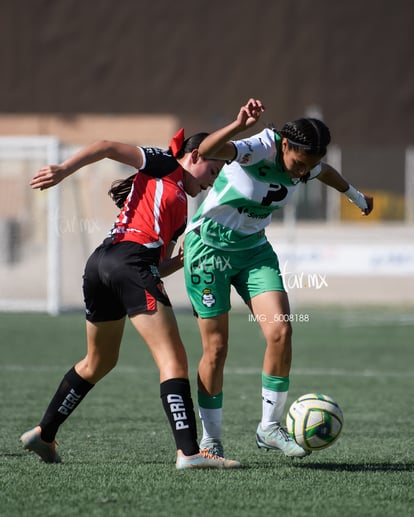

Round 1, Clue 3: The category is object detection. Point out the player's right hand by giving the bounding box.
[237,98,265,130]
[30,165,67,190]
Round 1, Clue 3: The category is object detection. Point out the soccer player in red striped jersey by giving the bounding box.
[21,123,263,469]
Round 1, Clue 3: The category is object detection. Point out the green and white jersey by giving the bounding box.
[186,128,322,251]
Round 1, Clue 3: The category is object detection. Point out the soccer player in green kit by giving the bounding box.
[184,98,373,460]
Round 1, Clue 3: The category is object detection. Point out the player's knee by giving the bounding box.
[203,340,228,366]
[83,356,118,382]
[267,320,292,346]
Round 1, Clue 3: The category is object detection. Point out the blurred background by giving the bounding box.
[0,0,413,313]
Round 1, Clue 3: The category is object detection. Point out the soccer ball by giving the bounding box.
[286,393,344,452]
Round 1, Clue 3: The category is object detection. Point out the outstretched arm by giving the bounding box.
[198,98,265,161]
[30,140,144,190]
[317,163,374,216]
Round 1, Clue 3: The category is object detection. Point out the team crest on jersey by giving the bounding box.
[201,288,216,308]
[176,189,186,202]
[240,152,252,164]
[240,140,254,163]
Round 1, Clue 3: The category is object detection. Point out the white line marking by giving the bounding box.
[0,365,411,378]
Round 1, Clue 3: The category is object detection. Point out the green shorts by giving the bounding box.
[184,230,285,318]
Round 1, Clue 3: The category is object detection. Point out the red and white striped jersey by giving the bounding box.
[110,146,187,260]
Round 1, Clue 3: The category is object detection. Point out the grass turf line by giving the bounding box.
[0,307,413,517]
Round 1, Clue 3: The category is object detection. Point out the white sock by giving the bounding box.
[198,407,222,441]
[261,388,288,429]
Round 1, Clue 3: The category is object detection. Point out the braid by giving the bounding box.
[308,119,322,152]
[279,123,308,145]
[279,118,331,156]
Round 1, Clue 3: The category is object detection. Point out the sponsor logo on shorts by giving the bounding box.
[201,288,216,308]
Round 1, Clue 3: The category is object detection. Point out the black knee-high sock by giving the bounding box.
[160,378,199,456]
[39,366,94,442]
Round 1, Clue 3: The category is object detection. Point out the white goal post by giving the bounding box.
[0,136,130,314]
[0,136,61,314]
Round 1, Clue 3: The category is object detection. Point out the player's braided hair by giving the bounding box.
[108,132,209,208]
[273,118,331,183]
[278,118,331,157]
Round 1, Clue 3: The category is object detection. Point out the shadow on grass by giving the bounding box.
[291,462,414,472]
[4,451,413,473]
[247,453,414,473]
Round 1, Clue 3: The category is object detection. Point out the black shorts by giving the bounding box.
[82,239,171,322]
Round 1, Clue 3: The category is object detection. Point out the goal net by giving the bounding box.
[0,136,127,314]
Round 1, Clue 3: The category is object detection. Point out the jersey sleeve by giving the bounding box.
[140,146,179,178]
[231,128,276,166]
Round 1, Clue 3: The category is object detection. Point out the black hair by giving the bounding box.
[108,132,210,209]
[278,118,331,157]
[109,173,136,209]
[271,118,331,183]
[174,132,209,158]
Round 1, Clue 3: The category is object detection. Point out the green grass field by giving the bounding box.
[0,306,413,517]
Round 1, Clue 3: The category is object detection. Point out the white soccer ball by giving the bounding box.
[286,393,344,452]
